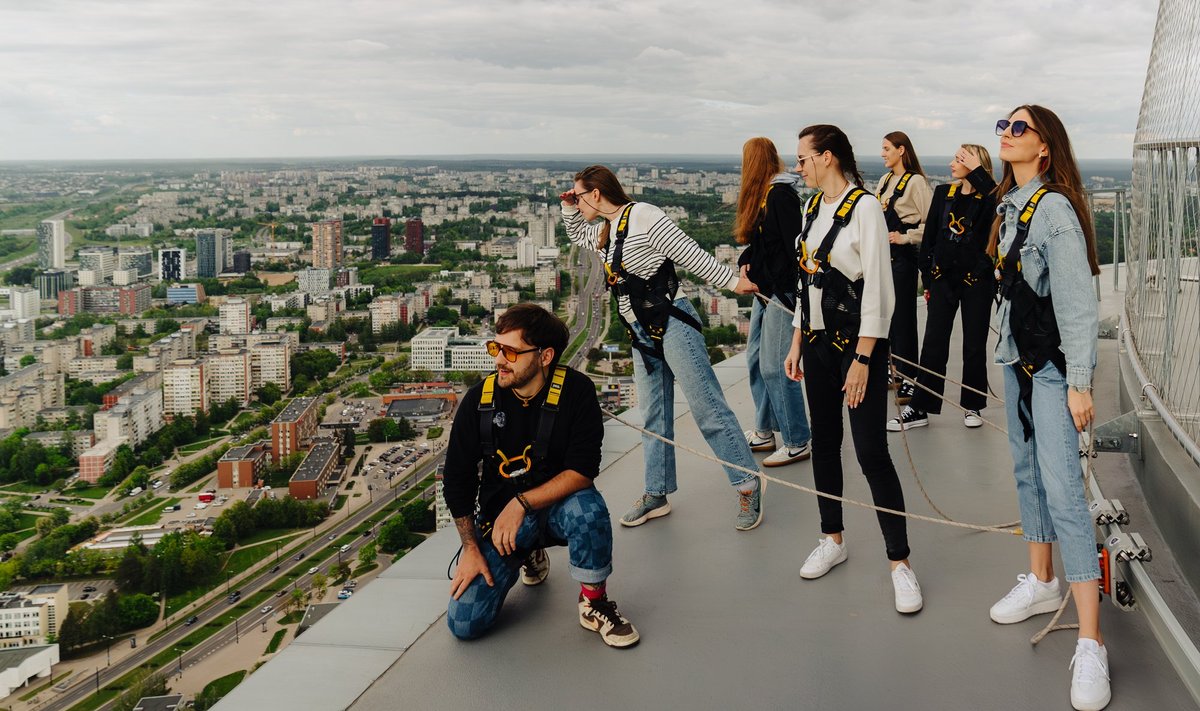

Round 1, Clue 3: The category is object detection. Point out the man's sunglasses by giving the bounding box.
[995,119,1040,138]
[486,340,541,362]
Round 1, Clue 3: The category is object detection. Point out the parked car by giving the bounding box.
[82,585,97,593]
[346,580,357,588]
[80,593,90,600]
[337,590,352,600]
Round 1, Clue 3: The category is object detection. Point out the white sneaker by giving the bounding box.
[762,442,811,467]
[963,410,983,428]
[799,536,847,579]
[744,429,775,452]
[989,572,1062,624]
[1070,639,1111,710]
[891,562,923,613]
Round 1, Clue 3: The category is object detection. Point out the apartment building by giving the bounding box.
[270,397,318,463]
[288,439,339,500]
[162,359,209,417]
[78,437,128,483]
[219,297,252,335]
[217,442,271,489]
[208,349,252,407]
[92,388,163,448]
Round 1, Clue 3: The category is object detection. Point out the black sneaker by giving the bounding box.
[887,406,928,432]
[896,381,916,405]
[578,593,640,648]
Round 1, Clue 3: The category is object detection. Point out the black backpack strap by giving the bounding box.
[996,186,1052,302]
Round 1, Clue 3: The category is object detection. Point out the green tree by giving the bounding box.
[116,353,134,370]
[19,354,36,367]
[377,517,412,554]
[154,318,181,335]
[256,382,282,404]
[117,593,159,630]
[357,541,377,568]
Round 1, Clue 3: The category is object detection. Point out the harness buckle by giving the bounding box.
[496,445,533,479]
[948,212,967,235]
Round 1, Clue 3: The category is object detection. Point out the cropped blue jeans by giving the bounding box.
[747,295,811,447]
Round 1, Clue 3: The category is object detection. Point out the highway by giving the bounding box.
[42,453,446,711]
[567,246,607,370]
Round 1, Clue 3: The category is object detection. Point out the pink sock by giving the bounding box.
[580,584,606,600]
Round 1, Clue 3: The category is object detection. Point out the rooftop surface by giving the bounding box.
[217,272,1198,711]
[275,397,317,423]
[291,441,338,482]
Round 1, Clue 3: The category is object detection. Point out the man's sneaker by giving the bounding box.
[800,536,847,579]
[989,572,1063,624]
[896,381,916,405]
[963,410,984,428]
[762,442,811,467]
[1069,638,1111,711]
[619,493,671,527]
[578,593,640,648]
[735,486,763,531]
[520,548,549,586]
[891,562,924,613]
[887,406,928,432]
[744,429,776,452]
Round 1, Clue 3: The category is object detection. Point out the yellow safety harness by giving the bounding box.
[478,365,568,482]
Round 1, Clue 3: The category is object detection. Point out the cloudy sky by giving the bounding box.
[0,0,1158,161]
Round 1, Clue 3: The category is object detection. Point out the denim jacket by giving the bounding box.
[994,176,1098,388]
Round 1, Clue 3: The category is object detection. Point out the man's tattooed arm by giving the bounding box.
[455,515,479,551]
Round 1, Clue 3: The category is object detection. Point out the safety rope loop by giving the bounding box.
[600,408,1022,536]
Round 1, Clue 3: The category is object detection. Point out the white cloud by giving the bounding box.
[0,0,1160,160]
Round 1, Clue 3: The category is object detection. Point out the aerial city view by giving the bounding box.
[0,1,1196,711]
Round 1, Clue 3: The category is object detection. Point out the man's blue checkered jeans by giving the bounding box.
[447,487,613,640]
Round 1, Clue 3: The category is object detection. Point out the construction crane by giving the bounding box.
[256,221,279,246]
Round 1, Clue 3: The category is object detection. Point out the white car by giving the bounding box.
[308,567,318,575]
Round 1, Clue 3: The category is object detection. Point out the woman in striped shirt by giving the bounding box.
[561,165,765,532]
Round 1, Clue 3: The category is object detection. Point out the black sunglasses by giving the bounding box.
[486,340,540,363]
[995,119,1040,138]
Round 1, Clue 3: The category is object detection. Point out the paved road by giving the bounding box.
[41,453,446,711]
[567,247,606,370]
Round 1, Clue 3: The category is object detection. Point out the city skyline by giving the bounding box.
[1,0,1156,161]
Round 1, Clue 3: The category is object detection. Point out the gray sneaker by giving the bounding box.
[620,494,671,527]
[735,485,763,531]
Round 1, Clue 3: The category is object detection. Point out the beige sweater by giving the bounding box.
[875,172,932,246]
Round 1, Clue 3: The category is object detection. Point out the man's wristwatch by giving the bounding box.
[852,353,871,366]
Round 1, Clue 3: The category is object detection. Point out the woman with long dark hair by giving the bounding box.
[988,105,1108,711]
[783,125,921,614]
[735,137,811,467]
[888,144,997,431]
[876,131,932,405]
[561,165,767,531]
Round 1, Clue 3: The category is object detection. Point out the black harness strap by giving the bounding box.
[605,204,703,360]
[796,188,869,356]
[995,186,1067,440]
[478,366,569,485]
[931,182,989,288]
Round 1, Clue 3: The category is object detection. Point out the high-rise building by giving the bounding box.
[92,388,163,448]
[163,359,209,417]
[36,220,67,270]
[311,220,343,269]
[411,327,492,372]
[219,297,252,335]
[271,397,318,463]
[233,250,251,273]
[527,215,558,248]
[297,267,332,296]
[35,270,73,300]
[405,219,424,255]
[0,287,40,320]
[118,247,153,279]
[77,246,117,284]
[250,340,291,393]
[368,295,402,334]
[208,349,252,407]
[196,230,228,278]
[371,217,391,261]
[159,247,186,281]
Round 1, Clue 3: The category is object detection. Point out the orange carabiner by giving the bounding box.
[798,241,820,275]
[497,445,532,479]
[948,213,966,235]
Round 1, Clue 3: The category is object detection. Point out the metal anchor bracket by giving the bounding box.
[1091,411,1141,455]
[1090,498,1130,526]
[1106,531,1152,563]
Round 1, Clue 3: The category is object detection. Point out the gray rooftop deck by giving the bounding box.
[216,274,1198,711]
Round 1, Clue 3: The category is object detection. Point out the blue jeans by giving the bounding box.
[1002,363,1100,583]
[747,296,811,447]
[447,487,613,640]
[631,298,759,495]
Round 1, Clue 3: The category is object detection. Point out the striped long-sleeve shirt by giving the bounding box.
[562,202,738,321]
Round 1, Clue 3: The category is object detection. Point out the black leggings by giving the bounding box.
[910,276,996,413]
[889,246,920,381]
[803,338,910,561]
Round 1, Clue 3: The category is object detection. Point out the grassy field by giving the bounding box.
[236,527,304,547]
[70,486,111,500]
[179,436,225,454]
[223,534,303,576]
[265,628,287,654]
[126,498,181,526]
[116,496,167,525]
[198,669,247,705]
[17,670,71,701]
[0,482,49,494]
